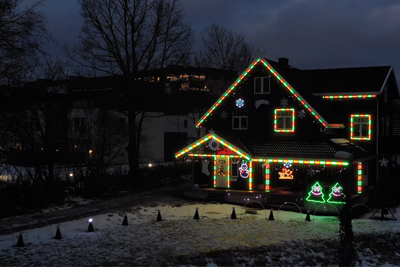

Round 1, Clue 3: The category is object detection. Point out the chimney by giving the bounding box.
[278,57,289,66]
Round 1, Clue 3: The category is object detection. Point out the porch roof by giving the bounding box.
[239,135,373,161]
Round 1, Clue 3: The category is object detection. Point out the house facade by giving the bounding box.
[0,66,237,180]
[175,58,400,208]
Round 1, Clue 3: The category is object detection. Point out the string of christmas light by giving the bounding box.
[175,134,251,160]
[253,158,349,166]
[213,158,217,187]
[322,94,377,99]
[195,60,259,128]
[265,163,270,192]
[357,162,363,194]
[249,161,253,190]
[274,108,295,132]
[259,59,328,127]
[350,114,372,140]
[195,58,329,128]
[187,154,241,158]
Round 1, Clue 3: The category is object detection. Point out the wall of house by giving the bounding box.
[139,112,207,163]
[206,65,323,139]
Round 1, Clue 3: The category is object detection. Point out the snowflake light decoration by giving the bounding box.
[221,111,228,119]
[379,158,388,167]
[298,109,306,119]
[280,98,289,107]
[236,98,245,108]
[308,168,316,177]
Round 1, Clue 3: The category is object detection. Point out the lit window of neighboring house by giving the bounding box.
[254,76,270,94]
[232,111,248,130]
[75,117,87,133]
[274,109,295,132]
[350,114,371,140]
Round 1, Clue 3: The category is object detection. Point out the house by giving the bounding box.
[175,58,400,210]
[0,66,237,180]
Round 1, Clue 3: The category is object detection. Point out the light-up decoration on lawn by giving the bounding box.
[327,182,346,204]
[175,134,251,160]
[195,58,328,128]
[236,98,244,108]
[278,167,294,180]
[274,108,295,132]
[306,182,326,203]
[265,163,270,192]
[239,161,249,178]
[350,114,372,140]
[322,94,377,99]
[357,162,363,194]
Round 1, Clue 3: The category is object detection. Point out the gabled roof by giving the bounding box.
[196,58,329,128]
[175,133,252,160]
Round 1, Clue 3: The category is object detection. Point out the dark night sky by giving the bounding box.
[40,0,400,81]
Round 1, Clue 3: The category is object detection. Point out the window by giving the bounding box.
[231,161,238,177]
[350,114,371,140]
[232,111,248,130]
[183,119,188,129]
[254,77,270,94]
[75,117,87,133]
[274,109,295,132]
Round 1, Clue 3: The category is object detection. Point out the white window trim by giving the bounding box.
[232,111,248,130]
[353,117,370,138]
[254,76,270,94]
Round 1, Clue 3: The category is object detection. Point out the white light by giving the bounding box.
[88,218,93,223]
[69,173,73,177]
[148,163,152,167]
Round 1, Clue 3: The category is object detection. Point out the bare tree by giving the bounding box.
[195,23,257,72]
[67,0,193,186]
[0,0,51,86]
[36,55,70,81]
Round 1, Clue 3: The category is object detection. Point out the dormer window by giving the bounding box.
[350,114,371,140]
[254,77,270,94]
[274,109,295,132]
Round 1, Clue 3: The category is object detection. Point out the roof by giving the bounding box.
[303,66,391,94]
[195,57,393,127]
[238,135,373,161]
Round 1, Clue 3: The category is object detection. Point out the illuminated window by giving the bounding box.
[274,109,295,132]
[232,111,248,130]
[254,76,270,94]
[350,114,371,140]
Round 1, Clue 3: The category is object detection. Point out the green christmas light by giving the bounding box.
[306,181,326,204]
[195,58,329,128]
[327,182,346,204]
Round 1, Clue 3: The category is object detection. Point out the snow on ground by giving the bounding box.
[0,202,400,266]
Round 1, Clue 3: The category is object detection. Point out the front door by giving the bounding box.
[216,157,229,188]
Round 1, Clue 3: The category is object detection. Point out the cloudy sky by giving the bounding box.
[40,0,400,79]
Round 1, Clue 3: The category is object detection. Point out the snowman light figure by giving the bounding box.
[238,161,249,178]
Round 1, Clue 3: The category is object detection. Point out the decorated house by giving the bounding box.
[175,57,400,209]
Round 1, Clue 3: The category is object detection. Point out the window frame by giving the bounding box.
[232,111,248,130]
[350,114,372,140]
[274,108,295,132]
[254,76,270,94]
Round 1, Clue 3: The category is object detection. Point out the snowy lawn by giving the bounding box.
[0,203,399,266]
